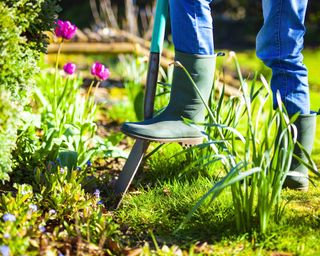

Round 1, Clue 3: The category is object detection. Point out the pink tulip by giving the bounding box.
[91,62,110,81]
[63,62,76,75]
[55,20,77,40]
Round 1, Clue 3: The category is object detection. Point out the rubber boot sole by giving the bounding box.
[121,129,204,146]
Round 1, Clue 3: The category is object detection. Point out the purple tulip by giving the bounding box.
[91,62,110,81]
[55,20,77,40]
[63,62,76,75]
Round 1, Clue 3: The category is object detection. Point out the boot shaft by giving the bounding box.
[291,113,317,169]
[166,51,216,123]
[284,112,317,190]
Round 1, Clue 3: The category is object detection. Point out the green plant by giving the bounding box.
[0,0,60,99]
[35,72,99,166]
[34,66,128,169]
[34,164,92,216]
[177,53,318,233]
[0,177,121,254]
[0,0,60,182]
[0,184,43,255]
[33,163,121,253]
[0,92,22,181]
[11,45,125,184]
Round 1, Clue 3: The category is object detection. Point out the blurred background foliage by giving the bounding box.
[58,0,320,49]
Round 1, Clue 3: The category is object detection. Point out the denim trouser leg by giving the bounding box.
[169,0,214,55]
[256,0,310,115]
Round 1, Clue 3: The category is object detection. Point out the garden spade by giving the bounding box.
[114,0,169,208]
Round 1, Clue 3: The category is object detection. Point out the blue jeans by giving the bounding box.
[169,0,214,55]
[170,0,310,115]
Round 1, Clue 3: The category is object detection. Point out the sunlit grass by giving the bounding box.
[116,49,320,254]
[216,48,320,89]
[117,143,320,255]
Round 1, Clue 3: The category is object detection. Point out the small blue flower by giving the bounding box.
[58,252,65,256]
[86,160,92,167]
[39,225,46,233]
[97,200,104,205]
[21,190,28,195]
[48,209,57,215]
[29,204,38,212]
[0,245,10,256]
[2,213,16,222]
[93,189,100,199]
[76,166,82,171]
[3,233,10,239]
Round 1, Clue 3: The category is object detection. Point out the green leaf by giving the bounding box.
[58,150,78,171]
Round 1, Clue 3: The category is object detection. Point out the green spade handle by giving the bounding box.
[150,0,169,53]
[144,0,169,119]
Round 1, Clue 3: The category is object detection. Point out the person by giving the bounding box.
[121,0,317,190]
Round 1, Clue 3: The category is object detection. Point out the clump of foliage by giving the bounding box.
[0,177,120,254]
[0,0,60,181]
[0,92,22,181]
[0,0,61,98]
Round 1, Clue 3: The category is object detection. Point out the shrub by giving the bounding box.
[0,0,61,98]
[0,0,60,181]
[0,92,22,181]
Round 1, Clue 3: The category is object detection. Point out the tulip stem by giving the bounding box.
[54,40,63,126]
[86,79,96,100]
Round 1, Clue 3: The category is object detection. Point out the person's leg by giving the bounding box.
[121,0,216,144]
[256,0,309,114]
[170,0,214,55]
[256,0,316,190]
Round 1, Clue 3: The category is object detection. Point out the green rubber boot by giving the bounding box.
[121,51,216,145]
[283,113,317,191]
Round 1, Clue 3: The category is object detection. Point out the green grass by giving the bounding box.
[303,48,320,90]
[115,48,320,255]
[116,142,320,255]
[216,47,320,90]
